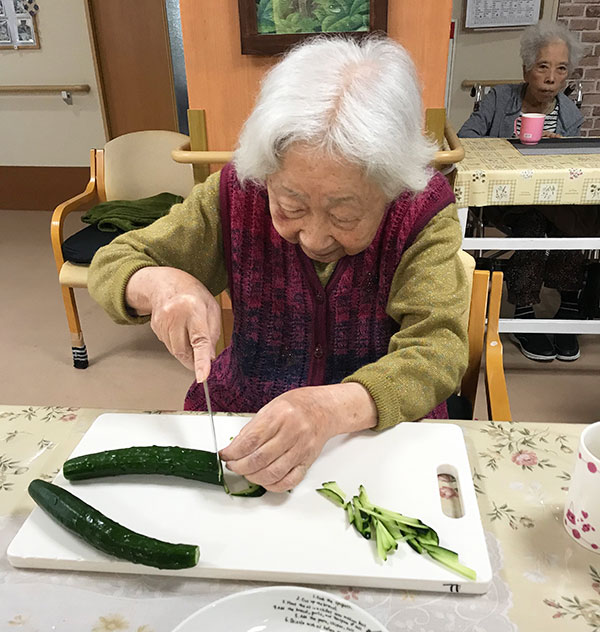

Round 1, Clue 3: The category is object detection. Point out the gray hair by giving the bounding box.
[520,22,584,72]
[233,36,437,199]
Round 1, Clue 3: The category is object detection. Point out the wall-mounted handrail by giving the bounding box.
[0,84,90,105]
[0,84,91,94]
[461,79,520,89]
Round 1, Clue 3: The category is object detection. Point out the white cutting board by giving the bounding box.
[8,413,492,594]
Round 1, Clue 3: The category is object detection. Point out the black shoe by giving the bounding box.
[510,333,556,361]
[554,333,580,361]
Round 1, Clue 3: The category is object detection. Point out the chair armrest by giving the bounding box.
[171,142,233,165]
[50,149,98,273]
[432,121,465,169]
[485,271,512,421]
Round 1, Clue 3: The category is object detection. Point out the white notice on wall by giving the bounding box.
[465,0,541,29]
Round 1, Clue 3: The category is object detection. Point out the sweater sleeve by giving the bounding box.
[342,204,469,430]
[457,88,498,138]
[88,170,227,325]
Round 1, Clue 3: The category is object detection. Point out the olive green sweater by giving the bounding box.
[88,171,469,430]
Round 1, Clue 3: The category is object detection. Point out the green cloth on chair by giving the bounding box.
[82,192,183,232]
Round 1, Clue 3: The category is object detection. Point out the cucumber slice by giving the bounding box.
[28,479,199,570]
[316,487,346,506]
[229,482,267,497]
[321,481,347,500]
[421,543,477,581]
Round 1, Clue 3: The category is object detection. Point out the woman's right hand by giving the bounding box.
[125,267,222,382]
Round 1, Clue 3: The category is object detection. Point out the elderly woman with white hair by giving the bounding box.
[459,21,584,138]
[89,36,469,492]
[459,22,595,365]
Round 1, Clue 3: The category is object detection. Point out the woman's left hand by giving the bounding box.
[219,383,377,492]
[542,131,562,138]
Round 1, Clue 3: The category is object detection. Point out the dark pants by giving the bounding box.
[486,205,600,306]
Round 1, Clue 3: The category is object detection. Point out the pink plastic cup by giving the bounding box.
[514,113,545,145]
[564,421,600,553]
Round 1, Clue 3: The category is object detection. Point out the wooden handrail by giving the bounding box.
[0,84,90,94]
[461,79,520,89]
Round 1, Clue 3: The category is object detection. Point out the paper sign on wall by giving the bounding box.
[465,0,541,29]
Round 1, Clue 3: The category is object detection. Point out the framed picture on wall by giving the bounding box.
[0,0,40,49]
[238,0,388,56]
[0,19,10,43]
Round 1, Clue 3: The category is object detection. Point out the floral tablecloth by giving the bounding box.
[1,405,599,632]
[454,137,600,207]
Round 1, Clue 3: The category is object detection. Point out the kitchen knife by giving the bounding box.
[203,380,223,484]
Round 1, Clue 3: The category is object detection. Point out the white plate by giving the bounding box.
[172,586,388,632]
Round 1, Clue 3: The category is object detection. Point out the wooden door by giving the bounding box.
[86,0,178,139]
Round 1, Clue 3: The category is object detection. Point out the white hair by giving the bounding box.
[520,22,584,72]
[233,36,437,199]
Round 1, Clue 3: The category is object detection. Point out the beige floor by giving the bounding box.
[1,209,599,423]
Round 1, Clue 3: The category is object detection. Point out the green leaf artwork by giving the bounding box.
[256,0,370,35]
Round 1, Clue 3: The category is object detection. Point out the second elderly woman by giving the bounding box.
[89,36,469,492]
[459,22,591,364]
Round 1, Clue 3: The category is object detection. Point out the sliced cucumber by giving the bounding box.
[28,479,199,570]
[317,481,476,581]
[316,488,346,506]
[229,482,267,497]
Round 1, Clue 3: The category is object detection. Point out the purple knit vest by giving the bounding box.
[184,163,454,420]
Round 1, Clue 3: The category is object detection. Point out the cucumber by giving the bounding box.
[317,481,476,581]
[63,446,221,486]
[28,479,199,570]
[62,446,267,496]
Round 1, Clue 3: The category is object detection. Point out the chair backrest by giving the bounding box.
[458,250,487,411]
[458,251,511,421]
[101,130,195,201]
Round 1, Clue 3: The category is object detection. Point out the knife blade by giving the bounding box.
[203,380,223,484]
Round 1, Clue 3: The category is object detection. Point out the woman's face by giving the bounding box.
[266,145,388,263]
[523,40,570,104]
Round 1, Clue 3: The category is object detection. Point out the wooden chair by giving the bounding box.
[458,251,511,421]
[50,130,195,368]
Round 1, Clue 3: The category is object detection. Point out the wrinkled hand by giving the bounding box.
[125,267,221,382]
[219,383,377,492]
[542,131,562,139]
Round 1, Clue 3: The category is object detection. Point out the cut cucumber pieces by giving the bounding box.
[316,481,476,581]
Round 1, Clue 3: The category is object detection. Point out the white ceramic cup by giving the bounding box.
[564,421,600,552]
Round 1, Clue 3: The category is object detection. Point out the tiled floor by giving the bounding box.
[1,209,598,422]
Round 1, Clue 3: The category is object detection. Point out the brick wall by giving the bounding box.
[558,1,600,137]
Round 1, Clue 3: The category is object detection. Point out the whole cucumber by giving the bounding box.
[28,478,199,570]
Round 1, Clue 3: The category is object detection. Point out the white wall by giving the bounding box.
[0,0,106,166]
[448,0,560,132]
